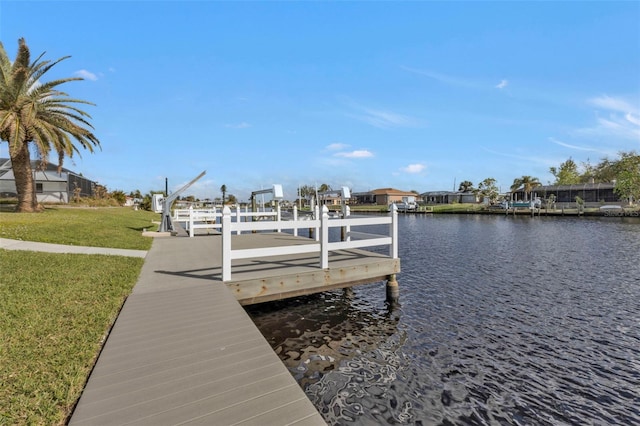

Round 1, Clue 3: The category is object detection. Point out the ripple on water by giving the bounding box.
[246,215,640,425]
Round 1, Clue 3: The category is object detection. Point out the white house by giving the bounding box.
[0,158,97,203]
[420,190,478,204]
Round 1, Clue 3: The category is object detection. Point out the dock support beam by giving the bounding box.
[386,273,399,303]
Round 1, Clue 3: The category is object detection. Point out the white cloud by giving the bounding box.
[334,150,374,158]
[496,79,508,89]
[74,69,98,81]
[400,163,426,174]
[354,107,416,129]
[326,143,349,151]
[403,66,506,92]
[225,122,252,129]
[589,95,639,114]
[566,95,640,144]
[481,146,560,168]
[595,115,640,140]
[401,66,481,89]
[343,98,421,129]
[548,137,599,152]
[626,113,640,126]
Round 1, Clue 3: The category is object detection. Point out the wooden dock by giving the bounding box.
[70,232,399,425]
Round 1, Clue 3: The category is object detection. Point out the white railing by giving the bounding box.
[221,204,398,281]
[173,205,282,237]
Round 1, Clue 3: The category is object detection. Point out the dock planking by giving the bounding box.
[71,232,399,425]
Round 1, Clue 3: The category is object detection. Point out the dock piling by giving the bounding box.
[386,273,399,302]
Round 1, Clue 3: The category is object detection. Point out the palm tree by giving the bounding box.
[458,180,474,193]
[1,39,100,212]
[220,184,227,205]
[510,175,541,201]
[318,183,331,192]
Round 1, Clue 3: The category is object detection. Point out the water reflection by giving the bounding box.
[247,215,640,425]
[246,288,403,388]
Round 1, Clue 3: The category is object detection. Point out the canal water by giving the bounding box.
[245,214,640,425]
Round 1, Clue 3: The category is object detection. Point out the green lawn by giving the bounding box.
[0,207,159,250]
[0,207,156,425]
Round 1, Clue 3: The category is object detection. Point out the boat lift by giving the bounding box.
[158,171,207,233]
[317,186,351,215]
[249,184,284,213]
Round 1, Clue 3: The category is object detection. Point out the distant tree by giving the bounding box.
[93,183,108,199]
[140,190,163,211]
[110,190,127,206]
[297,185,314,207]
[227,194,237,204]
[613,152,640,205]
[592,157,620,183]
[220,184,227,204]
[510,176,541,201]
[477,178,499,203]
[579,158,597,183]
[458,180,474,193]
[0,38,100,212]
[299,185,313,198]
[550,158,581,185]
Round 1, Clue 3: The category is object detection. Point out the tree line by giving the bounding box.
[456,151,639,204]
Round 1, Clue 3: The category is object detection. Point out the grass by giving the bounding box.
[0,251,144,425]
[0,206,157,425]
[429,203,485,213]
[0,207,159,250]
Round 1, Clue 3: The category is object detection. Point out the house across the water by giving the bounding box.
[512,182,620,206]
[420,190,479,204]
[0,158,97,203]
[352,188,418,206]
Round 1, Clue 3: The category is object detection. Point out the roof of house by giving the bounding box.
[515,182,616,192]
[0,158,77,175]
[370,188,417,196]
[420,190,457,196]
[0,158,89,183]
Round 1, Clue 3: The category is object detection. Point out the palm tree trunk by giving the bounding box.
[10,142,38,212]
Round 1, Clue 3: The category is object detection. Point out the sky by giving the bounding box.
[1,1,639,201]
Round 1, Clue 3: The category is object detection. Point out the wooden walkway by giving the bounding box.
[70,235,325,425]
[70,232,399,425]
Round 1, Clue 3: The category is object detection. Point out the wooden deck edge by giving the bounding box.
[229,258,401,305]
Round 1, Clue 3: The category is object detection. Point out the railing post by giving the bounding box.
[314,204,320,241]
[188,205,194,238]
[320,205,329,269]
[341,205,351,242]
[293,205,298,237]
[390,203,398,258]
[236,204,242,235]
[276,203,281,233]
[222,206,232,281]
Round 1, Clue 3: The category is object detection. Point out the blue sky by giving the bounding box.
[1,1,639,201]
